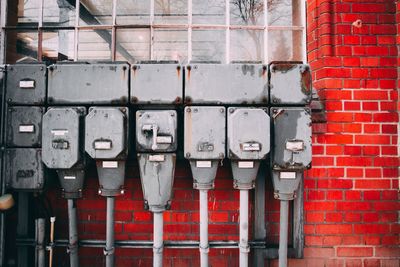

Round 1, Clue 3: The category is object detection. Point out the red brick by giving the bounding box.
[374,157,399,167]
[337,202,371,211]
[343,146,362,155]
[326,146,343,155]
[345,191,361,200]
[382,191,398,200]
[304,247,335,258]
[363,213,379,223]
[355,135,391,145]
[363,124,380,133]
[337,246,373,257]
[318,179,353,189]
[337,157,372,166]
[355,179,391,189]
[345,259,363,267]
[354,90,388,100]
[326,212,343,222]
[344,213,362,223]
[316,224,353,235]
[375,247,400,257]
[306,212,325,223]
[352,3,386,13]
[346,168,363,178]
[354,224,390,234]
[327,190,343,200]
[363,146,380,155]
[373,202,400,211]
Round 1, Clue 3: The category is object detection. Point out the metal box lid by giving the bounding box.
[270,63,312,105]
[42,107,85,169]
[271,107,312,170]
[85,107,128,159]
[136,110,178,152]
[227,108,270,160]
[184,64,268,104]
[6,64,47,105]
[47,63,129,104]
[131,64,183,104]
[5,148,45,192]
[6,106,44,147]
[184,106,225,160]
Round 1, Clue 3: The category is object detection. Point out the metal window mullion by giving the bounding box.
[263,0,268,64]
[74,0,80,61]
[225,0,230,64]
[111,0,117,61]
[0,0,8,63]
[150,0,155,60]
[188,0,192,62]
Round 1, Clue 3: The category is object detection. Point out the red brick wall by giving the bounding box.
[5,1,399,266]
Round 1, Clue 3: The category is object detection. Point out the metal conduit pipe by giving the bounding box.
[239,190,250,267]
[35,218,45,267]
[199,189,209,267]
[279,200,289,267]
[67,199,79,267]
[105,197,115,267]
[153,212,164,267]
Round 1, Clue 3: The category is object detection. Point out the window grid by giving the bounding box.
[1,0,307,64]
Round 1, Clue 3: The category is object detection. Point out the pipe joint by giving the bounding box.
[153,246,164,254]
[199,245,209,253]
[67,243,78,254]
[103,246,115,256]
[239,244,250,253]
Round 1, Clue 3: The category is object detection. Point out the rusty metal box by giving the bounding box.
[269,63,312,105]
[271,107,312,170]
[184,64,268,104]
[47,63,129,104]
[6,106,44,147]
[131,64,183,104]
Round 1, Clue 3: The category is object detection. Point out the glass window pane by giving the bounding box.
[79,0,113,25]
[116,29,150,63]
[154,0,188,24]
[230,30,263,62]
[42,31,75,62]
[192,0,225,25]
[78,30,112,60]
[230,0,264,26]
[43,0,75,26]
[6,31,39,63]
[154,29,187,62]
[268,30,303,62]
[268,0,302,26]
[117,0,150,25]
[192,30,225,63]
[7,0,40,25]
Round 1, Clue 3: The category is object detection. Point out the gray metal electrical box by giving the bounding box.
[136,110,178,152]
[131,64,183,104]
[6,64,47,105]
[5,148,45,191]
[184,106,225,160]
[270,63,312,105]
[85,107,128,159]
[42,107,86,169]
[271,107,312,170]
[185,64,268,104]
[227,108,270,160]
[47,63,129,104]
[6,106,44,147]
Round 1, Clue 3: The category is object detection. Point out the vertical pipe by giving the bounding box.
[279,200,289,267]
[153,212,163,267]
[67,199,79,267]
[105,197,115,267]
[48,217,56,267]
[239,190,249,267]
[199,189,209,267]
[17,192,29,267]
[35,218,45,267]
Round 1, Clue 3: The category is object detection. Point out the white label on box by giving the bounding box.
[238,161,254,169]
[156,136,172,144]
[149,154,165,162]
[64,176,76,180]
[19,80,35,89]
[196,161,212,168]
[95,141,112,150]
[286,140,304,152]
[102,161,118,168]
[51,129,68,136]
[19,125,35,133]
[280,172,296,179]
